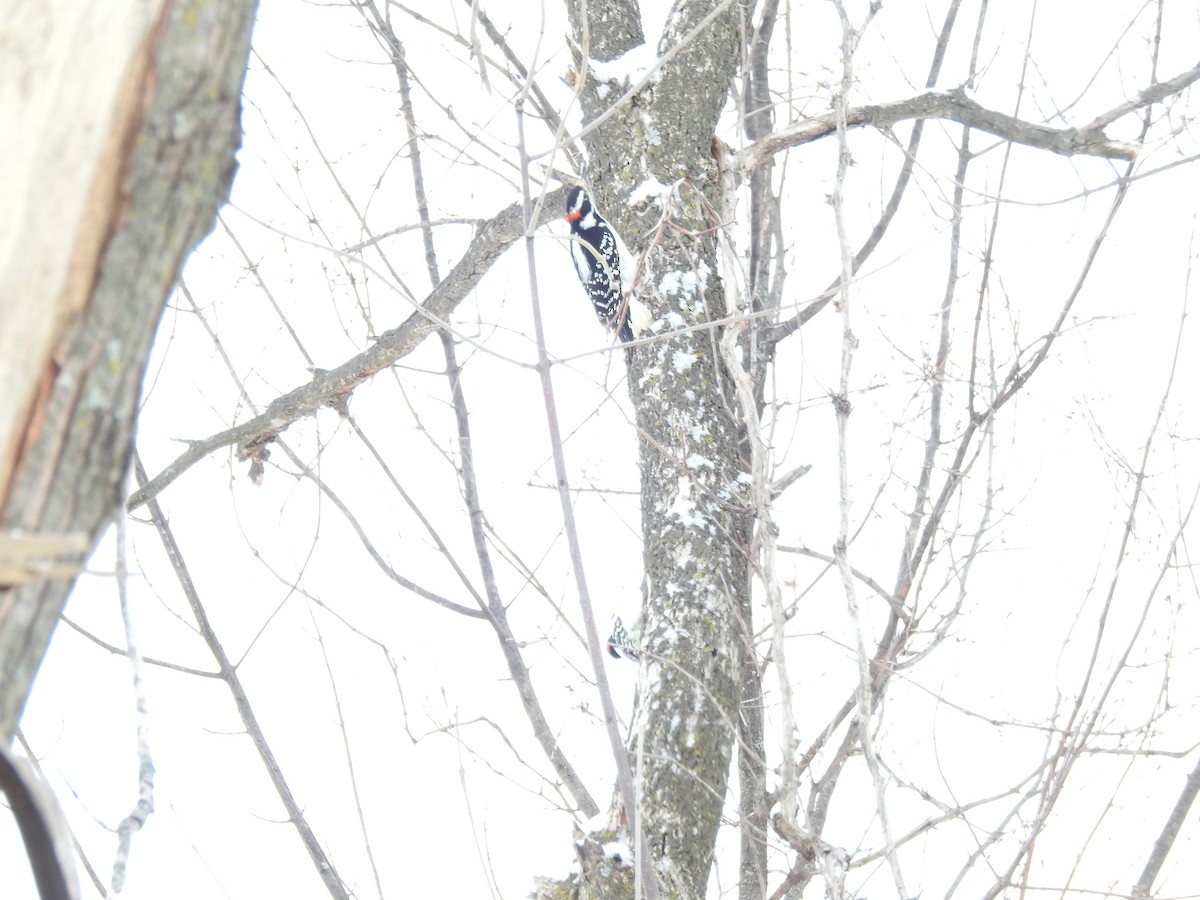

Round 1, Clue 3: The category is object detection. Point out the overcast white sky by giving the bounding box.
[9,1,1200,898]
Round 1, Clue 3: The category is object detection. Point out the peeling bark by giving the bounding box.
[0,0,258,738]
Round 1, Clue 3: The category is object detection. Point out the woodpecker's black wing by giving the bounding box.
[565,188,645,356]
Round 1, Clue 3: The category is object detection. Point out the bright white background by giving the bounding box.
[8,1,1200,898]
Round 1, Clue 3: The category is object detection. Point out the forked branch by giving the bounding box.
[732,68,1200,174]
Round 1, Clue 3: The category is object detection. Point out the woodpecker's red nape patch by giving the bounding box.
[566,209,583,222]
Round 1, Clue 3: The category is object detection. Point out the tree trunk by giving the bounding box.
[0,0,258,739]
[567,1,749,895]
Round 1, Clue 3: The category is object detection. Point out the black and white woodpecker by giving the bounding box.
[564,187,652,359]
[606,615,642,661]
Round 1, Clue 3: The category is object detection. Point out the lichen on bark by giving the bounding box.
[557,1,751,896]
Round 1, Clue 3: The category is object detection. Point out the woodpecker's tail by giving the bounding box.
[627,296,653,338]
[618,296,651,365]
[617,317,635,365]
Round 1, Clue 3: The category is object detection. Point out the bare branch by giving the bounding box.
[110,507,155,893]
[440,335,601,817]
[132,453,353,900]
[127,189,568,512]
[516,95,647,886]
[175,280,485,619]
[1086,59,1200,130]
[366,4,601,818]
[735,84,1149,175]
[58,616,220,677]
[762,0,967,381]
[1133,750,1200,896]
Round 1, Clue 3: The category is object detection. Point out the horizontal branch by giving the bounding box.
[736,84,1151,174]
[128,187,568,511]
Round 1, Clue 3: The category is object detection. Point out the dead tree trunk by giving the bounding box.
[0,0,258,739]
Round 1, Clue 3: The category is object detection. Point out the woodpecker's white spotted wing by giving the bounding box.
[565,187,648,349]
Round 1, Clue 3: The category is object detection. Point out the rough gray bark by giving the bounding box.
[563,1,750,896]
[0,0,258,739]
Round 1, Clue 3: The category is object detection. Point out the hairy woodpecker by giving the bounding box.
[565,187,652,358]
[606,615,642,661]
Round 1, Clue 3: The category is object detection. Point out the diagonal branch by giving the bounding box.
[1086,60,1200,130]
[1133,749,1200,896]
[128,188,567,511]
[132,453,352,900]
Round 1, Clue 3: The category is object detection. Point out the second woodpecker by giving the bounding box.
[565,187,652,359]
[606,615,641,661]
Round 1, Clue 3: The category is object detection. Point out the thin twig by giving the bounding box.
[132,454,352,900]
[366,2,601,816]
[516,91,659,900]
[306,610,385,898]
[763,0,967,357]
[110,501,155,893]
[828,4,907,898]
[716,123,798,888]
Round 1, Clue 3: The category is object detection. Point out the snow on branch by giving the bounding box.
[734,70,1200,174]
